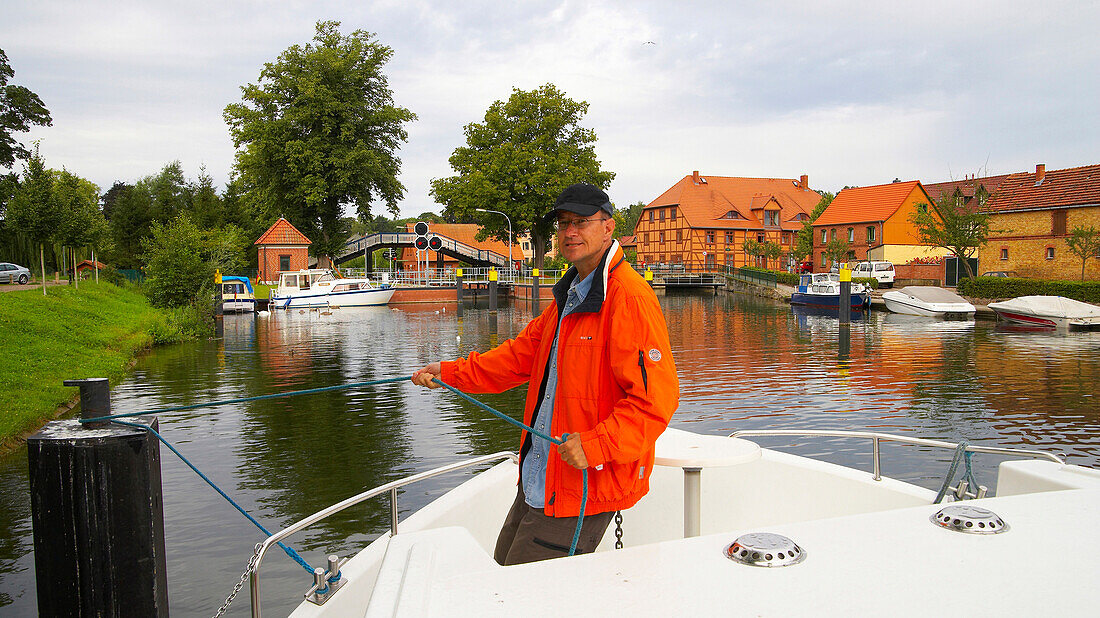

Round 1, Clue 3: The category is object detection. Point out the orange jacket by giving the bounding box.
[441,243,679,516]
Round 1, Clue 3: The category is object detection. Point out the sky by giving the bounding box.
[3,0,1099,220]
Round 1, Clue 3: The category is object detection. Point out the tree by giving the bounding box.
[5,145,59,294]
[742,239,763,267]
[224,20,416,261]
[823,238,851,266]
[53,169,105,287]
[794,191,834,260]
[621,200,645,237]
[430,83,615,269]
[108,183,155,269]
[910,190,1002,279]
[763,240,783,269]
[1065,226,1100,280]
[0,49,52,170]
[141,215,213,308]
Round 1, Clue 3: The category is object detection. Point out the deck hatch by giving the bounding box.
[724,533,805,567]
[930,505,1009,534]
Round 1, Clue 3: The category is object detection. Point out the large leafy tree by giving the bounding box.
[430,83,615,269]
[794,191,834,261]
[5,145,60,293]
[224,20,416,261]
[1064,226,1100,281]
[53,169,106,287]
[911,189,1002,279]
[0,49,52,170]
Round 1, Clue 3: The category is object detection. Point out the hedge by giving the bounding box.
[957,277,1100,303]
[739,266,878,290]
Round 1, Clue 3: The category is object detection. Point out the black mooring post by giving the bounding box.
[531,269,540,314]
[489,269,498,312]
[28,379,169,617]
[455,271,464,316]
[839,280,851,324]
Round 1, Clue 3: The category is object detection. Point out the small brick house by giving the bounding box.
[981,163,1100,280]
[255,217,311,284]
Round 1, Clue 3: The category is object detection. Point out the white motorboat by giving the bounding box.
[988,295,1100,329]
[243,427,1100,617]
[219,275,257,313]
[270,269,396,309]
[881,286,975,318]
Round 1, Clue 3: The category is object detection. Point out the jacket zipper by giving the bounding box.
[637,350,648,392]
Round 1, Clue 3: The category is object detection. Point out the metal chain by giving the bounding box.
[614,511,624,549]
[214,543,263,618]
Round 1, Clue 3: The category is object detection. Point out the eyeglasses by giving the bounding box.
[554,216,609,232]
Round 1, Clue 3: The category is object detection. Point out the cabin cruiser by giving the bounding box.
[988,295,1100,329]
[790,273,870,310]
[219,275,256,313]
[270,269,395,309]
[881,286,975,318]
[242,426,1100,617]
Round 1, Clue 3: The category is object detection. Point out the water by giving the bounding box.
[2,293,1098,615]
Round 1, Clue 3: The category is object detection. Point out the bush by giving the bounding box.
[957,276,1100,303]
[141,216,214,308]
[854,277,879,290]
[148,294,214,344]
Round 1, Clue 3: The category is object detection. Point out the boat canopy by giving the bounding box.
[896,286,968,304]
[993,295,1100,319]
[221,275,253,293]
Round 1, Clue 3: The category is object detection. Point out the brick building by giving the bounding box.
[812,181,946,271]
[255,217,311,283]
[981,163,1100,279]
[634,171,821,270]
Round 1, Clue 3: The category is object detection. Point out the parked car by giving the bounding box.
[0,262,31,284]
[852,261,896,288]
[981,270,1021,278]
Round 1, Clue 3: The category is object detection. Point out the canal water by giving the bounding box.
[2,292,1099,615]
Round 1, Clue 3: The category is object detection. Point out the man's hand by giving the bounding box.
[556,433,589,470]
[411,362,443,389]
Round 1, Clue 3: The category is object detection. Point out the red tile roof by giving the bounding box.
[814,181,923,226]
[405,223,522,259]
[985,164,1100,212]
[646,173,822,231]
[923,174,1013,202]
[618,235,637,247]
[254,217,311,245]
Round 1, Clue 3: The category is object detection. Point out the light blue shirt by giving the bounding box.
[521,269,596,508]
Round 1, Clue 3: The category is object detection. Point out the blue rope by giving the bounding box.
[107,419,315,574]
[430,377,588,556]
[79,377,410,424]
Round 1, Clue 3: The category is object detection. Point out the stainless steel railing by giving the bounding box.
[729,429,1064,481]
[249,451,518,618]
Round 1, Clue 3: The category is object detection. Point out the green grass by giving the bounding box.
[0,282,199,445]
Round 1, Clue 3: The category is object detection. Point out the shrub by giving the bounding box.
[957,276,1100,303]
[141,215,214,308]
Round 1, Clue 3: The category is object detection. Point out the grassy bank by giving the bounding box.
[0,282,209,447]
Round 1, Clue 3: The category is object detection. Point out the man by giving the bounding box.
[412,183,679,565]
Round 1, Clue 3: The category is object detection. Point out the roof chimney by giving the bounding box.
[692,170,700,185]
[1035,163,1046,185]
[800,174,809,190]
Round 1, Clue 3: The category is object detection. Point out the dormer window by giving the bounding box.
[723,210,744,219]
[764,211,780,226]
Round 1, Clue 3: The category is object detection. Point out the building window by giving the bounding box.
[782,233,791,245]
[706,230,716,244]
[1000,248,1009,260]
[821,229,827,244]
[830,229,837,241]
[917,204,928,213]
[279,255,291,271]
[659,208,666,222]
[725,231,733,245]
[725,253,734,265]
[659,230,665,243]
[1046,247,1055,260]
[671,209,677,221]
[649,210,654,222]
[1052,210,1067,235]
[764,211,779,226]
[821,253,827,267]
[866,226,876,243]
[847,228,854,242]
[676,229,682,242]
[757,233,765,243]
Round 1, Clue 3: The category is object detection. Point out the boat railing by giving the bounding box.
[249,451,518,617]
[728,429,1064,481]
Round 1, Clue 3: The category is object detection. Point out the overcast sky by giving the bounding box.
[3,0,1098,219]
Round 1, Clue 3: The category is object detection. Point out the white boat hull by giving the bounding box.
[221,299,256,313]
[881,294,974,318]
[272,286,395,309]
[988,295,1100,329]
[278,428,1100,617]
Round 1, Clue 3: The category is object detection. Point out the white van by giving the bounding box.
[853,261,895,288]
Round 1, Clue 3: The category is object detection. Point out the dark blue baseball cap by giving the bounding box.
[544,183,614,222]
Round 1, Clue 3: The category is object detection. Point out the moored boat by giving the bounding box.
[987,295,1100,329]
[881,286,975,318]
[270,269,396,309]
[242,426,1099,617]
[219,275,256,313]
[790,273,870,310]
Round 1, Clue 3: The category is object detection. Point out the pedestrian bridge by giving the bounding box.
[335,232,510,269]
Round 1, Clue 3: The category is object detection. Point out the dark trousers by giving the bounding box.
[494,487,615,565]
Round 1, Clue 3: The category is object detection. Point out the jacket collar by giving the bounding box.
[553,240,624,314]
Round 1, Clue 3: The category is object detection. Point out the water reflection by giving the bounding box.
[1,293,1098,615]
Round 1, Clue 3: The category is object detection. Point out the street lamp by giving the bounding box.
[476,208,513,275]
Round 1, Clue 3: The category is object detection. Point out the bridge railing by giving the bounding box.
[340,233,511,268]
